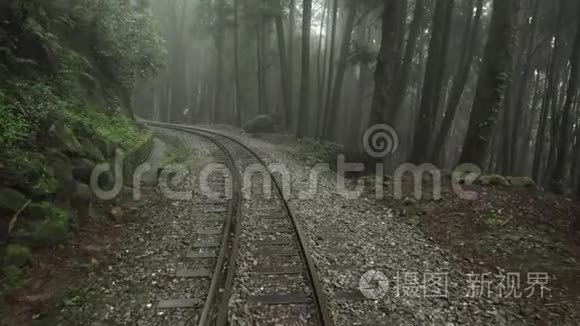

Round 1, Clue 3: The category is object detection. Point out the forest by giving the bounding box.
[1,0,580,325]
[136,0,580,195]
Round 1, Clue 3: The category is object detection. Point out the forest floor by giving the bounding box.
[1,126,579,325]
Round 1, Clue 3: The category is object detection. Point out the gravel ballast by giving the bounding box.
[51,126,537,325]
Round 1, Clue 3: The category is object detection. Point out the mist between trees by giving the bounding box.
[134,0,580,196]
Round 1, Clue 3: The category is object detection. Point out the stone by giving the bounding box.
[78,137,105,162]
[506,177,537,189]
[3,244,31,267]
[71,158,97,185]
[2,265,22,285]
[0,187,29,214]
[243,115,281,134]
[94,137,118,158]
[26,202,54,221]
[47,119,84,156]
[47,150,76,208]
[71,182,94,220]
[478,175,510,187]
[110,206,124,221]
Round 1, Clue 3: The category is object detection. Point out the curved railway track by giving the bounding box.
[147,121,334,326]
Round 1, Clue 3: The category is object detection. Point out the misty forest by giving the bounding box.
[2,0,580,325]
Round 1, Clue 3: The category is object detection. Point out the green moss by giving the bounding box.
[3,245,31,267]
[506,176,537,188]
[63,108,150,151]
[162,144,190,166]
[478,175,511,187]
[34,204,75,242]
[0,149,58,194]
[283,138,338,165]
[483,213,506,229]
[2,265,23,283]
[0,188,28,213]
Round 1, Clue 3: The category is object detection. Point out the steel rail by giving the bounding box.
[147,121,334,326]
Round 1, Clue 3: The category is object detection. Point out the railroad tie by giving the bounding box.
[176,268,212,278]
[254,247,300,257]
[253,266,304,276]
[334,290,370,303]
[247,293,311,305]
[193,240,220,248]
[252,239,294,246]
[185,250,217,259]
[156,298,202,309]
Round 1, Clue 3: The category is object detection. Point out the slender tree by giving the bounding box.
[324,1,358,139]
[431,0,483,162]
[233,0,242,126]
[390,0,426,122]
[298,0,313,137]
[460,0,517,165]
[551,3,580,190]
[275,3,291,127]
[411,0,455,163]
[368,0,405,128]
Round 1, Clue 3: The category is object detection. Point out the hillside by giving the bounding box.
[0,0,165,298]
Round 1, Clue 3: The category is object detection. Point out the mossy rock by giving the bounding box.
[2,265,23,285]
[506,176,537,189]
[34,205,74,243]
[484,217,504,228]
[478,175,510,187]
[78,137,105,162]
[3,244,31,267]
[13,203,74,246]
[26,202,56,221]
[0,187,29,214]
[94,137,118,158]
[58,125,84,156]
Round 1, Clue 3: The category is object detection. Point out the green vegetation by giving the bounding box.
[478,175,511,187]
[282,138,339,165]
[0,0,165,195]
[3,245,31,268]
[1,265,23,283]
[63,109,150,151]
[31,203,75,242]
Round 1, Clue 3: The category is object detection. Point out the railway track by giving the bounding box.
[146,122,334,326]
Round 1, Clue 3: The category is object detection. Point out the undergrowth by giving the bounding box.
[282,138,339,165]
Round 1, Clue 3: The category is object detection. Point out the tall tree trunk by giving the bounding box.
[233,0,242,126]
[213,0,225,123]
[570,102,580,190]
[320,0,339,137]
[288,0,295,130]
[551,7,580,190]
[297,0,312,137]
[390,0,426,122]
[256,23,265,115]
[317,0,329,112]
[411,0,455,163]
[532,71,553,181]
[459,0,517,166]
[275,13,291,127]
[431,0,483,162]
[537,2,567,183]
[323,1,358,140]
[368,0,405,128]
[508,0,540,173]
